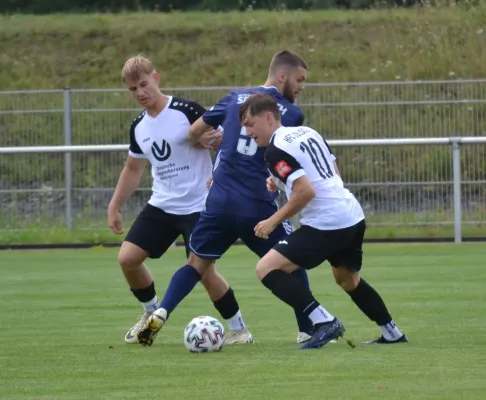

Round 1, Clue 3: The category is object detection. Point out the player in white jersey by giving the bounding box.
[108,55,252,344]
[239,93,408,349]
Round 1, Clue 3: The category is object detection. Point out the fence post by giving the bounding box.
[63,88,73,231]
[451,139,462,243]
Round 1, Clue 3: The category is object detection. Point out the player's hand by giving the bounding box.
[198,128,222,150]
[254,218,278,239]
[206,178,213,189]
[108,206,124,234]
[266,176,278,193]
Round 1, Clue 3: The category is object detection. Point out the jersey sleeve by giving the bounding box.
[171,97,207,125]
[128,117,147,159]
[282,107,305,128]
[185,99,207,125]
[296,111,304,126]
[202,92,233,128]
[265,145,306,187]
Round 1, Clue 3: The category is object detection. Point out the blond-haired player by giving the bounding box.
[108,55,253,344]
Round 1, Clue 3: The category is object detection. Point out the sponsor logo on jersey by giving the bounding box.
[151,140,171,161]
[275,160,292,179]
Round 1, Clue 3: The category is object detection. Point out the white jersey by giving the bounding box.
[265,126,365,230]
[129,96,213,215]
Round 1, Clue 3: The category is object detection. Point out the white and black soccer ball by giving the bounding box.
[184,316,225,353]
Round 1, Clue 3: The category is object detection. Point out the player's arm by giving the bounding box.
[108,126,147,234]
[187,117,214,145]
[187,118,222,150]
[187,93,231,147]
[109,155,146,211]
[108,155,147,234]
[269,175,315,227]
[255,147,314,238]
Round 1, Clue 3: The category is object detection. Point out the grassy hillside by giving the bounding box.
[1,8,486,89]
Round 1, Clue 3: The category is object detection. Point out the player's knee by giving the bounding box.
[118,253,143,271]
[118,248,146,271]
[200,262,218,286]
[187,252,213,275]
[333,267,360,292]
[200,264,230,301]
[256,259,272,281]
[118,243,146,271]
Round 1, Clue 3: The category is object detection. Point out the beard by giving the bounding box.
[282,80,296,103]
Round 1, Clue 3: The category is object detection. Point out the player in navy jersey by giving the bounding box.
[137,51,317,347]
[200,86,304,219]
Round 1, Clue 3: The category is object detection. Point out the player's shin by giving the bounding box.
[130,281,159,312]
[158,264,201,317]
[345,278,403,341]
[291,269,314,335]
[212,288,246,331]
[261,270,334,325]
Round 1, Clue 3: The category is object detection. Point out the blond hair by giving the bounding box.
[121,55,155,83]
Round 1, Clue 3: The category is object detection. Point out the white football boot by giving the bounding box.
[225,328,255,344]
[124,312,152,344]
[137,308,168,346]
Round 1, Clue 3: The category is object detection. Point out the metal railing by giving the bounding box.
[1,80,486,241]
[1,136,485,243]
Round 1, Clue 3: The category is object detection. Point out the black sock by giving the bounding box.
[346,278,392,325]
[213,288,240,320]
[261,270,318,314]
[130,281,156,303]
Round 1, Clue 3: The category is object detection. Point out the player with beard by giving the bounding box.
[136,50,318,347]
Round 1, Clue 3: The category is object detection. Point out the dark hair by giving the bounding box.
[269,50,308,73]
[239,93,281,124]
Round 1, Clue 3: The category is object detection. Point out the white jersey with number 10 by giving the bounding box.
[265,126,365,230]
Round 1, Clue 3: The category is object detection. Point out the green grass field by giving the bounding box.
[1,244,485,399]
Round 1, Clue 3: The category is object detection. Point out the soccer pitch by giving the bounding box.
[1,244,485,400]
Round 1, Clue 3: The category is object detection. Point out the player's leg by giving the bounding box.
[120,204,180,343]
[275,195,315,342]
[136,211,238,346]
[256,227,347,350]
[179,212,253,344]
[239,217,314,342]
[137,251,214,346]
[200,265,254,344]
[328,220,408,344]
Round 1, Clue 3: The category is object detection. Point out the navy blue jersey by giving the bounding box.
[202,86,304,218]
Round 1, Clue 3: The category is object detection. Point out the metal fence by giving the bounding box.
[1,80,486,240]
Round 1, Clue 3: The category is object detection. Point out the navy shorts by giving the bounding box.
[189,210,293,260]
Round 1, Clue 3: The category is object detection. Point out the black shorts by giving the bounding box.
[125,204,200,259]
[273,219,366,271]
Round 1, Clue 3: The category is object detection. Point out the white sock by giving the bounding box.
[226,310,246,331]
[380,320,403,341]
[142,296,158,313]
[308,305,335,325]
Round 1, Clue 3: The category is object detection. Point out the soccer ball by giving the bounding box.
[184,316,225,353]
